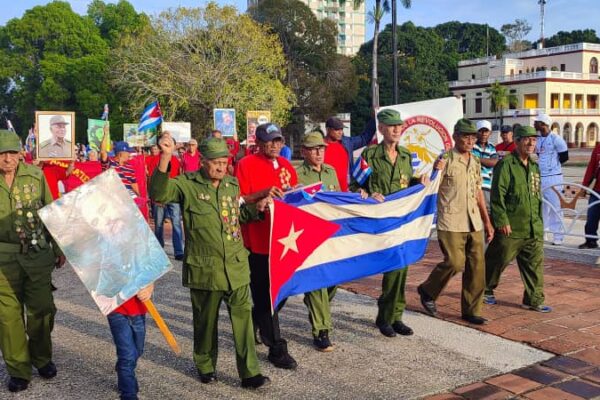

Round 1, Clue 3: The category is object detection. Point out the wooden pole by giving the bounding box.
[143,299,181,355]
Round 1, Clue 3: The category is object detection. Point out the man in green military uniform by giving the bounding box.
[38,115,72,159]
[295,132,340,352]
[0,130,65,392]
[354,109,440,337]
[150,135,270,389]
[484,125,552,313]
[417,119,494,325]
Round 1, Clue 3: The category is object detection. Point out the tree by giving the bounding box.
[112,3,295,138]
[0,1,111,141]
[501,19,532,52]
[539,29,600,48]
[391,0,412,104]
[367,0,390,109]
[485,81,517,128]
[87,0,150,46]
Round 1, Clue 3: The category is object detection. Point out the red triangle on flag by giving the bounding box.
[269,199,340,309]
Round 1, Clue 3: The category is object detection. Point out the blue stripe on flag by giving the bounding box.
[275,238,429,306]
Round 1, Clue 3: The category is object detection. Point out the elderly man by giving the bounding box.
[38,115,72,158]
[150,137,270,389]
[354,109,441,337]
[295,132,340,351]
[181,138,201,173]
[417,119,494,325]
[472,120,498,193]
[324,116,376,192]
[534,113,569,245]
[0,130,65,392]
[235,123,298,369]
[484,126,552,313]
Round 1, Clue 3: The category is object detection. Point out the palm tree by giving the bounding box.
[391,0,412,104]
[485,81,518,128]
[366,0,390,109]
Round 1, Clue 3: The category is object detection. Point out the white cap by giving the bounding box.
[476,120,492,131]
[534,113,552,127]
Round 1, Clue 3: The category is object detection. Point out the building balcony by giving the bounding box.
[503,42,600,60]
[501,108,600,117]
[458,56,497,67]
[449,70,600,88]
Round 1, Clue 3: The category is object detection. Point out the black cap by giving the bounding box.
[325,117,344,130]
[500,125,513,133]
[256,123,283,142]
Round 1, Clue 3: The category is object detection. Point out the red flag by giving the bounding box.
[269,199,340,309]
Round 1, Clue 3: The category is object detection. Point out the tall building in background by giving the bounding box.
[248,0,366,56]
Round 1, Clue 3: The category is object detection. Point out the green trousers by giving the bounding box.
[190,284,261,379]
[485,235,545,307]
[304,286,337,337]
[0,262,55,380]
[420,230,485,317]
[376,267,408,326]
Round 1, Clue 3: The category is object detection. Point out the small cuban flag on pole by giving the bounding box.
[351,156,372,186]
[411,152,421,174]
[138,101,163,132]
[101,104,109,121]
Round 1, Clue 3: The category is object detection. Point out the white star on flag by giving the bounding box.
[277,223,304,260]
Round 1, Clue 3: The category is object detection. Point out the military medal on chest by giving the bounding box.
[279,168,292,190]
[399,173,409,189]
[12,183,44,253]
[221,194,241,241]
[530,171,541,196]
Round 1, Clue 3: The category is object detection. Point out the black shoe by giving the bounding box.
[38,361,57,379]
[254,327,263,345]
[241,374,271,389]
[198,372,217,384]
[313,330,334,352]
[578,241,598,249]
[392,321,414,336]
[268,343,298,370]
[377,323,397,337]
[417,285,437,317]
[461,315,487,325]
[8,377,29,393]
[174,254,184,261]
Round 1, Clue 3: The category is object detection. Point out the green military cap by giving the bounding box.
[515,125,537,138]
[302,132,327,148]
[0,129,21,153]
[377,109,403,125]
[454,118,477,134]
[199,137,229,159]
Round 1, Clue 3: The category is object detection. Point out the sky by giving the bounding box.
[1,0,599,43]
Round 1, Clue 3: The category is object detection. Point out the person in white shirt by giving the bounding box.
[534,113,569,245]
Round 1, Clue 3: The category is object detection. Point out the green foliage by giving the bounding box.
[485,81,517,128]
[87,0,150,46]
[539,29,600,48]
[111,3,295,139]
[501,19,532,52]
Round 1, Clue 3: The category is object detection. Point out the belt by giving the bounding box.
[0,242,22,253]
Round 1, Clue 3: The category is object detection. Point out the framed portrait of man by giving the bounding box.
[36,111,75,160]
[213,108,236,136]
[246,111,271,146]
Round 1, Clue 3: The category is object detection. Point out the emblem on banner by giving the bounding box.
[399,115,453,176]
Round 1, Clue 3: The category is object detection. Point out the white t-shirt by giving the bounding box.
[535,133,568,177]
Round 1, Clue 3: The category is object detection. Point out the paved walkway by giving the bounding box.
[342,241,600,400]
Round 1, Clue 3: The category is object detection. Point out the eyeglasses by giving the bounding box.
[306,146,325,153]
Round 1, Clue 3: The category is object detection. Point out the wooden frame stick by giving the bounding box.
[143,299,181,354]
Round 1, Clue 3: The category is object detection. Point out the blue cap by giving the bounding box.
[113,141,134,153]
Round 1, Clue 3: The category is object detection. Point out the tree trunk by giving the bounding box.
[372,2,380,110]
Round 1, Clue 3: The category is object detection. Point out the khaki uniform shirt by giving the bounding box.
[436,149,483,232]
[295,162,340,192]
[39,138,72,158]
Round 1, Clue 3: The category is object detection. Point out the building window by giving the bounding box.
[551,93,560,109]
[471,74,476,80]
[563,94,572,109]
[576,94,584,109]
[475,98,482,114]
[524,94,538,109]
[560,64,566,72]
[591,57,598,74]
[588,95,598,109]
[510,69,515,76]
[509,89,517,109]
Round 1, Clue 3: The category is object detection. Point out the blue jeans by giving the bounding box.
[152,203,184,257]
[107,313,146,400]
[585,194,600,244]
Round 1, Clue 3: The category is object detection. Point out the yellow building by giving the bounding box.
[247,0,366,56]
[450,43,600,147]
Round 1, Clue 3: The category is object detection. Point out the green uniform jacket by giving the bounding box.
[0,162,58,279]
[354,143,415,195]
[295,162,340,191]
[490,152,543,239]
[150,169,258,291]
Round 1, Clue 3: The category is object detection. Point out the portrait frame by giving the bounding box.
[246,111,271,147]
[88,118,110,153]
[162,122,192,143]
[35,111,76,160]
[213,108,236,137]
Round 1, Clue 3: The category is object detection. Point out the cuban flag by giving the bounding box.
[411,152,421,173]
[101,104,109,121]
[351,156,372,186]
[138,101,163,132]
[268,172,441,309]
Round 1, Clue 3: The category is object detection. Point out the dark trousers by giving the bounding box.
[584,195,600,244]
[248,253,285,349]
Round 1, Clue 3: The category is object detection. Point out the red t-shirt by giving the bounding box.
[146,155,180,178]
[226,138,240,166]
[114,297,147,316]
[182,151,201,173]
[583,143,600,192]
[324,139,350,191]
[495,141,516,152]
[236,154,298,254]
